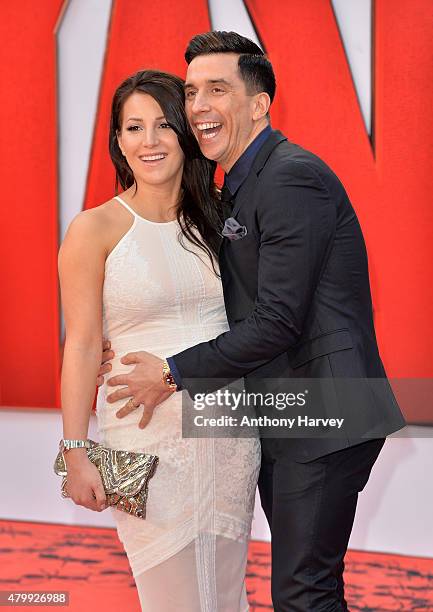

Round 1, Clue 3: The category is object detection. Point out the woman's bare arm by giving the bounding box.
[58,209,108,511]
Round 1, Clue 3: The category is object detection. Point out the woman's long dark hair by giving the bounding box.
[109,69,222,274]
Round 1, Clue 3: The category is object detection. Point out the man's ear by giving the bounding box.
[252,92,271,121]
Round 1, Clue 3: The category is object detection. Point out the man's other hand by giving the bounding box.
[96,339,115,387]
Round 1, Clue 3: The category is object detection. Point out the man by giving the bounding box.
[100,32,405,611]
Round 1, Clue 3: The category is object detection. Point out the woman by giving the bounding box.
[58,69,261,611]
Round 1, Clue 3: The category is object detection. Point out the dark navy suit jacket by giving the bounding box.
[170,129,405,461]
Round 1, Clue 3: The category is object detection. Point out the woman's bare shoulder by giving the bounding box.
[63,199,122,238]
[60,198,133,262]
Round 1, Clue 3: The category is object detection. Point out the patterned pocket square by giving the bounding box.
[221,217,248,241]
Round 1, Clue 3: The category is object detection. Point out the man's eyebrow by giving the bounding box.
[208,78,231,85]
[184,78,231,90]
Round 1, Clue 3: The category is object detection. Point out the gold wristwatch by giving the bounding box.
[162,360,177,391]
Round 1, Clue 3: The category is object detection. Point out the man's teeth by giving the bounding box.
[196,122,222,131]
[140,154,166,161]
[196,122,222,140]
[202,131,218,139]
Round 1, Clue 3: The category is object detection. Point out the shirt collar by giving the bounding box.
[224,125,272,197]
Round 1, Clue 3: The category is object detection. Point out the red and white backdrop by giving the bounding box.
[1,0,432,555]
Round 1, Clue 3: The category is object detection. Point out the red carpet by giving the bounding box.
[0,520,432,610]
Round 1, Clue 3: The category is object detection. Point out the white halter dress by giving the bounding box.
[96,196,261,611]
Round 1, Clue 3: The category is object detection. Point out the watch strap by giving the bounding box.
[162,359,177,391]
[59,439,92,453]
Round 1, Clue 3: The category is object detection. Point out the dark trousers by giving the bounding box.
[258,438,385,611]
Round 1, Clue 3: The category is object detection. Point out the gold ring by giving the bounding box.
[126,398,139,410]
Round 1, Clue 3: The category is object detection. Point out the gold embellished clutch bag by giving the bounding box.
[53,440,159,520]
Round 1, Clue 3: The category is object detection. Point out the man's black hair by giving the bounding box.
[185,30,276,103]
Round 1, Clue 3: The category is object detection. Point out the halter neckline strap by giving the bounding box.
[114,195,177,225]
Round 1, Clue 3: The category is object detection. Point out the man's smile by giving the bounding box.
[195,121,222,140]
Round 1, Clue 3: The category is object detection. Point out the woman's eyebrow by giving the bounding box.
[125,116,166,121]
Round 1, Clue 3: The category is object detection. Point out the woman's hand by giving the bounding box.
[64,449,107,512]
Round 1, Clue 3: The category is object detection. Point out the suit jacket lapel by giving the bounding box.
[231,130,287,218]
[221,201,233,221]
